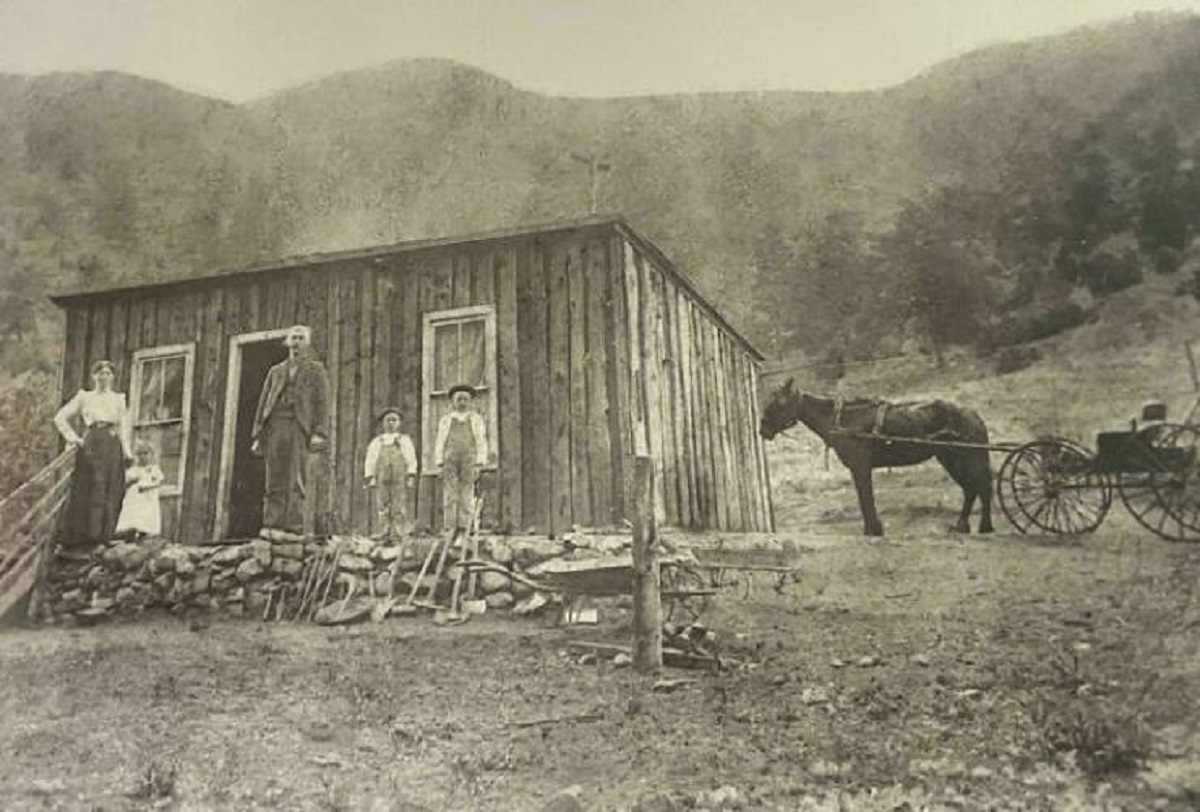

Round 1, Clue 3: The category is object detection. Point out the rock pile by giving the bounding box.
[38,534,569,625]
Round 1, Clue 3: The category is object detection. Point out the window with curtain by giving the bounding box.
[129,343,195,495]
[422,306,498,470]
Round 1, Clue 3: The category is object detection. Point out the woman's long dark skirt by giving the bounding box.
[61,427,126,546]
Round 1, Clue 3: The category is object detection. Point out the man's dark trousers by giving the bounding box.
[263,409,307,535]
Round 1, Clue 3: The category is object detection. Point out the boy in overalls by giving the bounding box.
[364,407,417,539]
[433,384,488,536]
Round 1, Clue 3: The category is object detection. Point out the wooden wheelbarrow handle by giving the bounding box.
[459,559,563,595]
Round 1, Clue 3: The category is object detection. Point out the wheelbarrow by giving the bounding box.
[459,553,718,623]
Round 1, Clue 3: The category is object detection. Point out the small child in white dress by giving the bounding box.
[116,440,164,541]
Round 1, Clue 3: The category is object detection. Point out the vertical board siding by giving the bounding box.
[567,241,591,526]
[605,235,631,526]
[355,267,377,533]
[495,247,522,532]
[56,221,771,538]
[584,238,613,528]
[546,240,572,535]
[518,239,551,533]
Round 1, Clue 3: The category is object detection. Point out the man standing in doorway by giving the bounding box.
[251,325,331,541]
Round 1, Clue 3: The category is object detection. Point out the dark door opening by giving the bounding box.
[226,339,289,539]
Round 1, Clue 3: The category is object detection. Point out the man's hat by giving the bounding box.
[448,384,476,398]
[378,406,403,422]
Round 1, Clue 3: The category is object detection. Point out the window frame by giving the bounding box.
[421,305,498,472]
[129,342,195,497]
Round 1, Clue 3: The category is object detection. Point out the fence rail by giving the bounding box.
[0,449,75,622]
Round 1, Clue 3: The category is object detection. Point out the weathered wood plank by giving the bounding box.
[689,302,717,529]
[213,287,241,538]
[107,299,129,390]
[187,287,224,543]
[605,235,631,525]
[584,238,613,528]
[495,246,522,533]
[138,293,157,351]
[644,260,672,526]
[518,238,551,533]
[354,266,377,534]
[373,267,395,421]
[568,239,591,526]
[637,253,667,526]
[671,287,696,527]
[86,301,110,372]
[714,333,743,530]
[622,240,647,458]
[452,251,473,309]
[60,306,89,401]
[547,239,573,535]
[473,250,499,529]
[335,274,359,534]
[395,263,422,529]
[749,362,774,531]
[663,279,691,528]
[704,320,728,530]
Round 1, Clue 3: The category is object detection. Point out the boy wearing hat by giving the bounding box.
[364,407,418,540]
[433,384,489,535]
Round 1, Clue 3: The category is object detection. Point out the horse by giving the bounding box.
[759,378,994,537]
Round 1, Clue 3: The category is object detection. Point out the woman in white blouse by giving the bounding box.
[54,360,133,545]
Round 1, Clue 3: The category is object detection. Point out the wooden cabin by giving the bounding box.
[50,215,774,542]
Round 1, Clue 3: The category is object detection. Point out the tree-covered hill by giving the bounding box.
[2,12,1199,376]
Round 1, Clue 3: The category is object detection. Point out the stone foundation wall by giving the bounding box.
[38,535,575,625]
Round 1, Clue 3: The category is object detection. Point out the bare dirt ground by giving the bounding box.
[4,280,1200,810]
[3,482,1200,811]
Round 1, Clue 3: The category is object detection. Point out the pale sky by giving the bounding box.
[1,0,1197,102]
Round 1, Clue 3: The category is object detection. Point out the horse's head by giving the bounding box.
[760,377,802,440]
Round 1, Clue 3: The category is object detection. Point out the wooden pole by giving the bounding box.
[631,455,662,672]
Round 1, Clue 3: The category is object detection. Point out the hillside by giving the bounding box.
[1,12,1199,374]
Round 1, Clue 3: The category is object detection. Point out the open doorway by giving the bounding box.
[214,330,290,540]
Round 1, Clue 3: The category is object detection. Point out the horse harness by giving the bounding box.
[831,394,890,438]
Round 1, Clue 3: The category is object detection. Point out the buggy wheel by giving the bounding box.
[1116,423,1200,542]
[997,438,1111,534]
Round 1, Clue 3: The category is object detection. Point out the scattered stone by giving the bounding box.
[211,545,246,566]
[249,539,273,567]
[153,546,195,576]
[153,573,174,593]
[800,687,830,705]
[830,658,846,668]
[114,586,136,607]
[337,554,373,573]
[808,760,844,779]
[539,785,585,812]
[577,652,597,666]
[700,785,745,810]
[513,592,549,616]
[102,542,149,572]
[273,542,307,560]
[911,653,931,667]
[234,558,266,583]
[970,766,994,780]
[484,591,515,610]
[479,570,512,594]
[485,538,514,565]
[373,544,404,563]
[612,652,632,668]
[651,678,695,693]
[226,587,245,604]
[188,571,212,596]
[272,558,303,578]
[857,655,880,668]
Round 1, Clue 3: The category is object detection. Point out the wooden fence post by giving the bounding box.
[632,455,662,672]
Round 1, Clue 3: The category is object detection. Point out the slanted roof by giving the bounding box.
[50,213,763,360]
